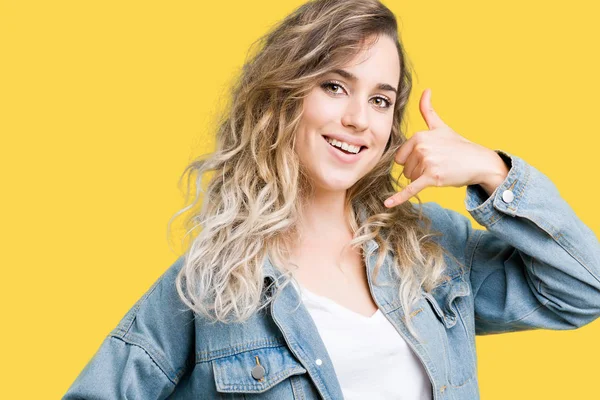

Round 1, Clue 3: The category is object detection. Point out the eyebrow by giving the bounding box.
[329,68,398,95]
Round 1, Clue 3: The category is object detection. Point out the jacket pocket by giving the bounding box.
[423,274,476,388]
[212,344,309,398]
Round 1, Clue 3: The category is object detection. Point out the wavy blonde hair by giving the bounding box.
[168,0,455,341]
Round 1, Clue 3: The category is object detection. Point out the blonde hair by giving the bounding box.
[168,0,454,341]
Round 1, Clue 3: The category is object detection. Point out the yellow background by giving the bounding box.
[1,0,599,398]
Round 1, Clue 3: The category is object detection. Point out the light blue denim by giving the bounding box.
[63,150,600,399]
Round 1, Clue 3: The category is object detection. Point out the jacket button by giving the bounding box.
[315,359,323,366]
[251,365,265,380]
[502,189,514,203]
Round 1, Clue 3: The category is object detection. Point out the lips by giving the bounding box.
[322,135,365,164]
[322,135,367,153]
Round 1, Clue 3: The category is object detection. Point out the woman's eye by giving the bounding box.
[371,96,393,109]
[321,81,394,110]
[321,81,346,95]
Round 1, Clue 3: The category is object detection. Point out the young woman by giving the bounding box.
[63,0,600,399]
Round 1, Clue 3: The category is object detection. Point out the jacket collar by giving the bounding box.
[259,238,388,400]
[261,237,404,312]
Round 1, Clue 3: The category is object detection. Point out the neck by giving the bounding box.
[290,187,364,274]
[297,187,352,244]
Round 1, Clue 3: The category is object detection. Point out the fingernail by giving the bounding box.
[384,198,394,207]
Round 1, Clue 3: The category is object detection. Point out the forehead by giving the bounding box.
[333,35,401,88]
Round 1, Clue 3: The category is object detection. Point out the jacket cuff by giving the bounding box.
[464,149,529,226]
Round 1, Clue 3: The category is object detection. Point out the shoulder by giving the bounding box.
[109,255,196,383]
[111,256,190,335]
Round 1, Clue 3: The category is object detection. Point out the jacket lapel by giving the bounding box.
[262,230,440,398]
[261,239,385,400]
[263,254,344,400]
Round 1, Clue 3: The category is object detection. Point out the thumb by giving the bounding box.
[419,88,447,130]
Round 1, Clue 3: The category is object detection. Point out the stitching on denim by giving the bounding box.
[267,305,331,400]
[436,313,451,386]
[444,289,477,387]
[445,279,469,312]
[518,211,600,286]
[421,291,456,380]
[216,369,306,391]
[172,352,195,382]
[471,225,551,326]
[513,158,531,211]
[466,230,484,275]
[485,210,506,228]
[423,292,444,321]
[470,228,547,328]
[111,330,178,384]
[538,216,597,284]
[112,274,167,338]
[108,335,177,386]
[481,153,528,225]
[448,373,475,389]
[214,365,306,392]
[455,296,476,363]
[474,302,546,325]
[470,230,485,275]
[391,307,439,376]
[531,257,544,296]
[519,169,559,237]
[197,337,288,362]
[511,164,600,285]
[290,375,306,400]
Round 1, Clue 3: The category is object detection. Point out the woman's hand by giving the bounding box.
[384,89,509,208]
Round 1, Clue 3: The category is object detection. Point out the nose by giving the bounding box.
[341,96,369,132]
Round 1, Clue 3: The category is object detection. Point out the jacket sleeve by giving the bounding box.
[63,256,195,399]
[444,150,600,335]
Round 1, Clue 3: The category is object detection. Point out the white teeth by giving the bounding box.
[325,137,361,154]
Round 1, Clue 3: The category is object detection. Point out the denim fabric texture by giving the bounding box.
[63,150,600,400]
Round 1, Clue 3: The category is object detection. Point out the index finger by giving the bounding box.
[384,175,431,208]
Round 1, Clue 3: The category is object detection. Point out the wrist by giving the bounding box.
[477,150,510,197]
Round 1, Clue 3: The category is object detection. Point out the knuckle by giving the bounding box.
[413,131,426,142]
[414,142,427,153]
[431,169,442,187]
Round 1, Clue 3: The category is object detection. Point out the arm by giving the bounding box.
[62,336,176,399]
[63,256,195,399]
[447,150,600,334]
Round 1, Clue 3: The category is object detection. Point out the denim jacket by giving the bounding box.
[63,150,600,400]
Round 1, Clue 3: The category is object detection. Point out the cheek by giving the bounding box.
[373,119,394,149]
[301,91,340,128]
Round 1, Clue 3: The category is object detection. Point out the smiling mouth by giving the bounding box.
[322,135,366,154]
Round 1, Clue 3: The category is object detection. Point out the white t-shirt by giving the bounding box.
[292,281,433,400]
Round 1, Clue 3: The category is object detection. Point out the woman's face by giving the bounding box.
[295,34,400,194]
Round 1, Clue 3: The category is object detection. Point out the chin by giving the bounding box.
[316,177,358,192]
